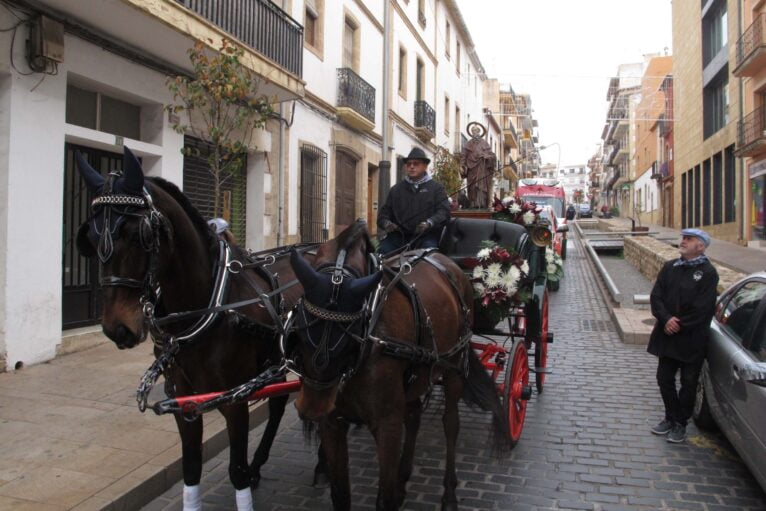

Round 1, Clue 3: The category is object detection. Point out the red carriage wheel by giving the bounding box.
[503,338,531,447]
[535,289,550,393]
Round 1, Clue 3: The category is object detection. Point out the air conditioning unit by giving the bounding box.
[27,16,64,72]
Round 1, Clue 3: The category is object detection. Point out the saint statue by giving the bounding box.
[459,123,497,209]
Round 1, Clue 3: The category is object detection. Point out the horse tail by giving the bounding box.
[461,347,512,456]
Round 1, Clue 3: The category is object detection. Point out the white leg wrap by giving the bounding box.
[235,487,253,511]
[183,484,202,511]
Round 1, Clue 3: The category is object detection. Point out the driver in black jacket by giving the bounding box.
[648,228,719,444]
[377,147,450,254]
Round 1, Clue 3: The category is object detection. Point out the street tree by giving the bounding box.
[166,39,274,219]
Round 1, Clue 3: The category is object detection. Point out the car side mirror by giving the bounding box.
[736,363,766,388]
[556,224,569,233]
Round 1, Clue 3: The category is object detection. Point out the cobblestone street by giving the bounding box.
[143,236,766,511]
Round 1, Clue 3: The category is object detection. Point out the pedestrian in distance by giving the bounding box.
[377,147,451,254]
[648,228,719,443]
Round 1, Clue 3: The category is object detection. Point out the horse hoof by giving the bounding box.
[249,474,260,490]
[441,501,458,511]
[313,471,330,489]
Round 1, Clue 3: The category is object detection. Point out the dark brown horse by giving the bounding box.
[74,147,311,511]
[288,219,509,510]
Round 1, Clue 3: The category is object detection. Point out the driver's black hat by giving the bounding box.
[402,147,431,165]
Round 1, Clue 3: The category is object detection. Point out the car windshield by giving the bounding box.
[522,196,564,218]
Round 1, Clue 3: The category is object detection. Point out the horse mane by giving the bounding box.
[334,219,373,255]
[146,177,218,258]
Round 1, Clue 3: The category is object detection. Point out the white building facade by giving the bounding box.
[0,0,303,370]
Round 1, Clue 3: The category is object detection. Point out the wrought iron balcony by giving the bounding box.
[176,0,303,78]
[336,68,376,130]
[735,13,766,77]
[414,100,435,140]
[650,161,661,180]
[736,104,766,157]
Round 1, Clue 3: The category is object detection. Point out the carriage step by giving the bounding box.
[547,332,554,344]
[533,367,552,374]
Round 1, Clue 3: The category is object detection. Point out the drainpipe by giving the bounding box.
[737,0,746,243]
[379,0,392,190]
[277,102,285,246]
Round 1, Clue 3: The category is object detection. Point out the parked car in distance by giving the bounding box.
[694,272,766,492]
[578,203,592,218]
[538,205,568,260]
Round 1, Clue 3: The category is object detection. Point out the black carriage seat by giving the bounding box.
[439,217,530,269]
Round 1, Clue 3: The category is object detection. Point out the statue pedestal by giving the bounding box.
[452,209,493,220]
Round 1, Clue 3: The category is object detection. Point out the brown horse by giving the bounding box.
[74,147,314,511]
[288,220,509,510]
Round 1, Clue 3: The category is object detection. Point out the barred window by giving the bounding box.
[300,144,328,242]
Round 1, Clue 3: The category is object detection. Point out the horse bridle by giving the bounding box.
[90,172,166,307]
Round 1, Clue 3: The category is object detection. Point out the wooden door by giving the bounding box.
[335,151,357,234]
[367,164,378,233]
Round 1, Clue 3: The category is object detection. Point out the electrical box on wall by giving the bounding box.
[27,15,64,72]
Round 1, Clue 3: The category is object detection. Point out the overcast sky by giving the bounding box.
[456,0,673,167]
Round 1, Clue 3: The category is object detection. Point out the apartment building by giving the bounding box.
[558,165,589,203]
[672,0,740,242]
[633,56,672,226]
[602,62,642,216]
[0,0,304,369]
[732,0,766,246]
[587,147,604,209]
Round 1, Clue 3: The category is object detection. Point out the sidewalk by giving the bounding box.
[599,217,765,275]
[0,337,270,510]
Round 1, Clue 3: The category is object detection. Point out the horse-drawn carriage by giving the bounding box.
[74,147,553,510]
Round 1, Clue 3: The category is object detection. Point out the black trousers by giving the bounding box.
[656,356,704,426]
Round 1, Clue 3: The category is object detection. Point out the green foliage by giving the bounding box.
[166,39,274,217]
[432,146,462,197]
[609,206,620,217]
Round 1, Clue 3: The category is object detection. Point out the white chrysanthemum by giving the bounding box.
[477,248,491,260]
[545,250,555,263]
[508,265,521,282]
[502,270,519,293]
[523,211,536,225]
[521,261,529,274]
[546,263,557,274]
[554,255,563,265]
[509,203,522,214]
[501,195,513,205]
[472,266,485,280]
[473,282,485,294]
[485,263,502,287]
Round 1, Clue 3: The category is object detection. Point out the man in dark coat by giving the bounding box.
[377,147,450,254]
[648,228,719,443]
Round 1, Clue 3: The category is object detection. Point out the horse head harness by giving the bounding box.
[91,172,166,307]
[290,249,376,390]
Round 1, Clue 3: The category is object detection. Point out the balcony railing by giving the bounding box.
[177,0,303,78]
[414,100,435,136]
[337,68,376,123]
[660,161,669,178]
[736,13,766,73]
[737,104,766,153]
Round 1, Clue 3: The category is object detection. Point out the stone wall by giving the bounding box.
[624,236,746,293]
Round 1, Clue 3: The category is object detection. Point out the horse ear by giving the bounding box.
[122,146,144,194]
[75,222,96,258]
[74,151,105,194]
[348,271,382,300]
[290,248,320,290]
